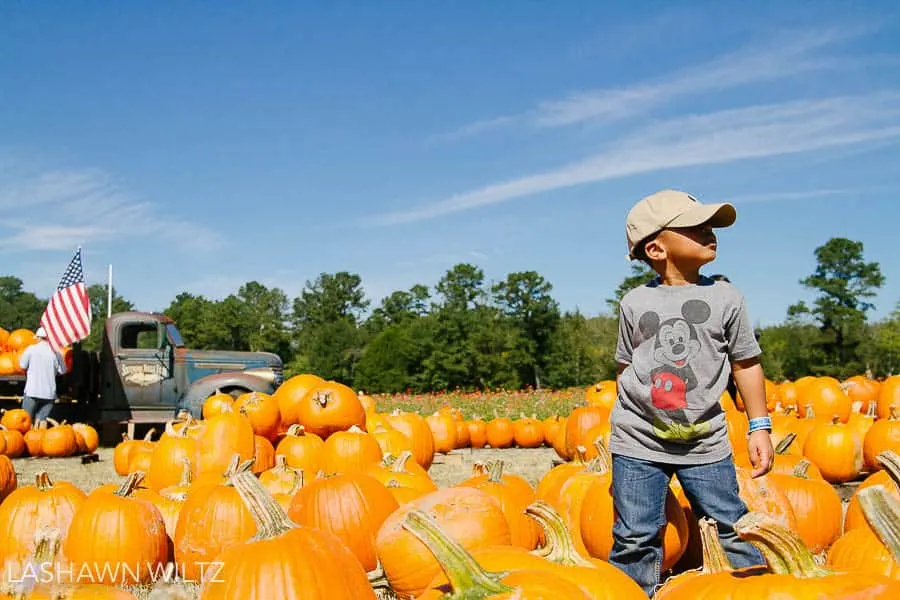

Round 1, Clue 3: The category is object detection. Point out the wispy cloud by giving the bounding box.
[0,162,223,252]
[441,26,873,139]
[369,92,900,226]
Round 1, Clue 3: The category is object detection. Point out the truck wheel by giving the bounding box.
[223,387,251,400]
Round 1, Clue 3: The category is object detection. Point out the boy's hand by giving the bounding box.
[747,430,774,477]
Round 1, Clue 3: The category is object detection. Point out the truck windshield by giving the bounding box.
[166,324,185,347]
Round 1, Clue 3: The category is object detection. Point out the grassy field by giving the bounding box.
[371,387,588,420]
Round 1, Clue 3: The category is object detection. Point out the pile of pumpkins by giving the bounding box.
[0,371,896,599]
[0,326,73,376]
[0,408,99,459]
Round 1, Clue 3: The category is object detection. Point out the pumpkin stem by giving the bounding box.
[486,460,505,483]
[401,509,514,596]
[286,424,306,436]
[143,427,157,442]
[34,471,55,492]
[46,417,60,427]
[889,404,900,420]
[222,453,242,477]
[733,512,829,577]
[857,485,900,562]
[229,470,296,540]
[31,525,61,566]
[525,501,594,567]
[791,460,814,479]
[391,451,414,473]
[875,450,900,487]
[315,391,330,408]
[274,454,288,469]
[697,517,733,573]
[115,471,146,497]
[774,432,796,454]
[830,414,841,425]
[367,560,393,592]
[571,446,587,465]
[175,457,193,488]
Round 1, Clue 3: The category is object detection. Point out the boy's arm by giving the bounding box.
[732,356,773,477]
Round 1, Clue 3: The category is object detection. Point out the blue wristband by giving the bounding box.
[747,416,772,433]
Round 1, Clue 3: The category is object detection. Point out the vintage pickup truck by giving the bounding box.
[0,311,283,435]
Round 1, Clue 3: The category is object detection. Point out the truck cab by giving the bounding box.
[96,312,283,422]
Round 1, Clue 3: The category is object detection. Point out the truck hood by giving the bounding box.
[178,349,283,387]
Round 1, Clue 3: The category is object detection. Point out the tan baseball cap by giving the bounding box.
[626,190,736,259]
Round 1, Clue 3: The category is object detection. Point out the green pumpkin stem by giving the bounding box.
[875,450,900,487]
[697,517,733,573]
[774,432,796,454]
[857,485,900,562]
[525,501,594,567]
[229,471,296,540]
[584,438,611,474]
[401,509,514,597]
[486,460,505,483]
[792,459,813,479]
[391,451,415,473]
[733,512,829,577]
[115,471,146,497]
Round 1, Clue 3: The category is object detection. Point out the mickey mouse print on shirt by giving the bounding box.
[637,299,714,442]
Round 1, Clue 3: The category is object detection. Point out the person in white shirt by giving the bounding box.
[18,327,65,423]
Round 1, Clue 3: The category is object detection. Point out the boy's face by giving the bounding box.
[645,222,718,268]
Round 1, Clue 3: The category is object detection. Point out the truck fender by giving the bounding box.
[176,372,277,418]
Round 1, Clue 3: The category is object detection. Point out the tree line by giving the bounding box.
[2,237,897,391]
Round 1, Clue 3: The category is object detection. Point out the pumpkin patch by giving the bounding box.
[0,372,897,598]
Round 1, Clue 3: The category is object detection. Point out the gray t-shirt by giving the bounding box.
[610,275,761,464]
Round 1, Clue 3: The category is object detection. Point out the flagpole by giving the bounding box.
[107,264,113,318]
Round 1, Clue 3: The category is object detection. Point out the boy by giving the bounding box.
[608,190,774,596]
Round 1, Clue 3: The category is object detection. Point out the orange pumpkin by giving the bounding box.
[386,410,436,470]
[173,457,257,581]
[456,460,541,550]
[196,471,377,599]
[426,411,458,453]
[288,471,399,571]
[192,404,255,480]
[376,486,512,598]
[485,417,515,448]
[233,391,281,441]
[63,473,168,585]
[297,380,366,439]
[0,454,16,503]
[408,508,591,600]
[802,415,863,483]
[0,408,32,434]
[864,405,900,472]
[274,424,325,472]
[273,372,324,427]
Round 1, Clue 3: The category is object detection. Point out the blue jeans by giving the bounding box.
[22,395,54,423]
[607,453,765,597]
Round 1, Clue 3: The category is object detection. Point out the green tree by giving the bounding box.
[290,272,369,384]
[0,276,45,331]
[792,238,884,377]
[492,271,560,388]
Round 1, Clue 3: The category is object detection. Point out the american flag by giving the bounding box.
[39,247,92,351]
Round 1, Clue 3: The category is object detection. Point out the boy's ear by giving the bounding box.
[638,311,660,338]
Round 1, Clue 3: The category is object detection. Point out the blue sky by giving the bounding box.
[2,2,900,328]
